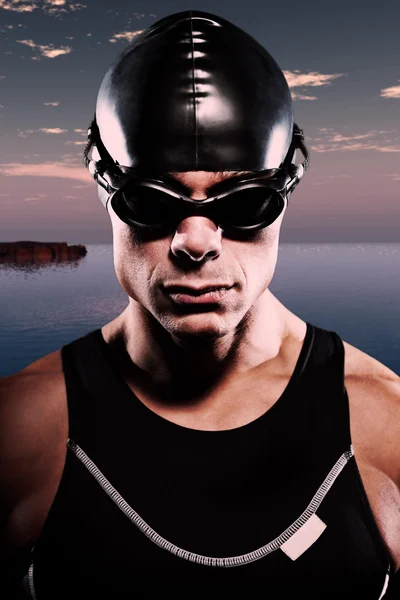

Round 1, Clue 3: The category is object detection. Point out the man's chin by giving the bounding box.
[158,311,235,342]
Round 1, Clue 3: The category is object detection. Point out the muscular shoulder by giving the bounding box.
[0,350,68,549]
[0,349,66,427]
[342,338,398,382]
[0,349,67,457]
[342,339,400,482]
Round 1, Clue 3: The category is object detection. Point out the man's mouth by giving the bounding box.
[163,284,234,304]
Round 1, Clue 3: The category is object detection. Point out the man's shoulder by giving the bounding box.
[18,347,63,375]
[342,338,399,382]
[342,337,399,428]
[0,350,68,556]
[0,348,67,449]
[1,348,64,396]
[342,338,400,480]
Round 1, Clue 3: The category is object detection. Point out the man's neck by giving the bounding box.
[102,291,299,405]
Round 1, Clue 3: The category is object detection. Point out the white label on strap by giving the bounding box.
[280,513,327,561]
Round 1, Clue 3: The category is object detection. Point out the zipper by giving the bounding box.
[67,438,354,568]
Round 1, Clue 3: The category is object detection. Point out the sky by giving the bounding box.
[0,0,399,243]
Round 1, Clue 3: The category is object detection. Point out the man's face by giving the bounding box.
[104,171,287,340]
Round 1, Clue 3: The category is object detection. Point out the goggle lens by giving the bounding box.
[215,188,278,227]
[121,186,174,226]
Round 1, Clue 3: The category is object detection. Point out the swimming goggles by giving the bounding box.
[84,117,310,233]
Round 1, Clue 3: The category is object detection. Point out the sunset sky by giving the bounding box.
[0,0,399,243]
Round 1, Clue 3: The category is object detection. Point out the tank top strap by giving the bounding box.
[61,329,112,443]
[304,323,342,374]
[297,323,352,456]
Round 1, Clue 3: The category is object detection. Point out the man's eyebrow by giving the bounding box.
[162,171,254,193]
[167,170,252,180]
[212,171,253,178]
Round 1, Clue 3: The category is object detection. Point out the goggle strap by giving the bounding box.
[281,124,309,172]
[85,116,310,202]
[296,131,310,173]
[84,115,128,197]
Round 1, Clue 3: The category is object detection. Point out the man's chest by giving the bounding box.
[350,438,400,572]
[345,372,400,572]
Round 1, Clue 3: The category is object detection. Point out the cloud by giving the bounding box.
[311,128,400,152]
[23,193,48,202]
[328,131,388,143]
[282,70,345,101]
[59,153,82,163]
[63,195,84,199]
[39,127,67,134]
[0,76,6,79]
[64,140,86,145]
[17,127,67,137]
[380,82,400,98]
[0,161,92,183]
[106,9,155,19]
[109,30,144,44]
[44,101,60,106]
[0,0,86,16]
[291,93,318,101]
[283,70,345,88]
[16,39,72,59]
[0,1,36,12]
[384,173,400,180]
[17,129,35,137]
[44,0,87,15]
[312,143,400,153]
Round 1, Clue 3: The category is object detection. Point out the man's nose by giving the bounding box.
[170,216,222,263]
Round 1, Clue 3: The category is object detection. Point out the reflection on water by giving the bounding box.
[0,259,84,274]
[0,241,87,268]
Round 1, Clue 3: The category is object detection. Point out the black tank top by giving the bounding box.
[25,322,393,599]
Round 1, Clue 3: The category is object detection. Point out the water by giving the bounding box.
[0,243,399,377]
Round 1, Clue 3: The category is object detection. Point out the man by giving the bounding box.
[1,10,399,599]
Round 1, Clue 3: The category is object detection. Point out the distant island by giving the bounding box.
[0,241,87,264]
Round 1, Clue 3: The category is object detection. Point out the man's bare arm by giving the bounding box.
[0,353,68,552]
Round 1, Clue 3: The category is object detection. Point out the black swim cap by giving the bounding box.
[93,10,294,174]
